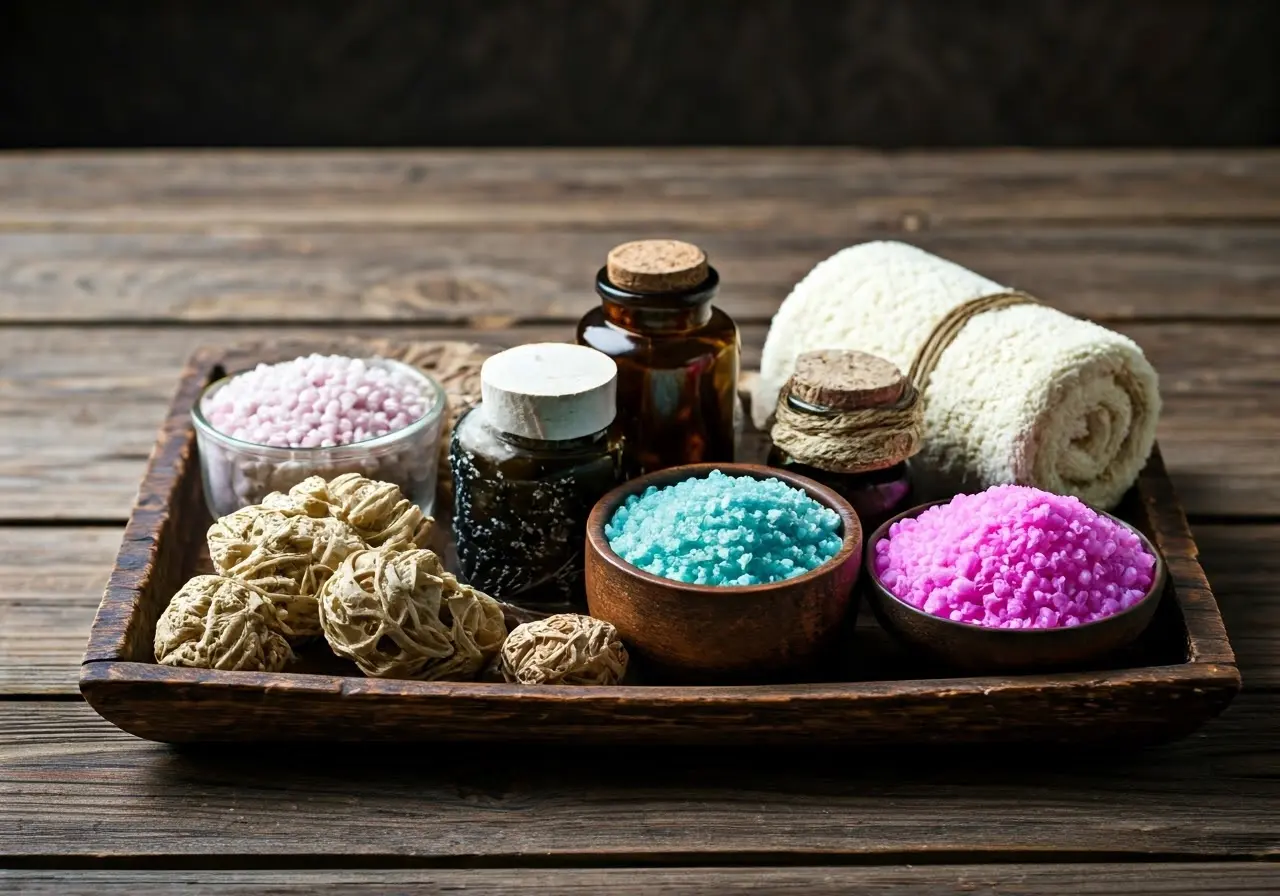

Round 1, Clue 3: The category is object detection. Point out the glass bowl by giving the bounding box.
[192,357,447,521]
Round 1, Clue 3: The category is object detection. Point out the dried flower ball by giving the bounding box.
[318,548,507,681]
[267,473,432,549]
[500,614,628,686]
[208,504,363,638]
[154,575,293,672]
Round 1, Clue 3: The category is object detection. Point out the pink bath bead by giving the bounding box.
[873,485,1157,629]
[201,354,435,449]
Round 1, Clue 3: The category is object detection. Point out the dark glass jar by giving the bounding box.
[767,350,919,534]
[450,344,624,611]
[577,240,740,477]
[768,446,912,535]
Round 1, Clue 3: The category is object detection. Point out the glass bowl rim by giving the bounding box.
[191,356,448,455]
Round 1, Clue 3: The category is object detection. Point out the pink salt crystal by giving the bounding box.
[202,354,434,449]
[873,485,1156,629]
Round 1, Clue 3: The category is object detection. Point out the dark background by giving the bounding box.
[2,0,1277,148]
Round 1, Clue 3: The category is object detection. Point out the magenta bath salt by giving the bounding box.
[873,485,1156,629]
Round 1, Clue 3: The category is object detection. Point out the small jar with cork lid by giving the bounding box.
[577,239,740,476]
[450,343,624,611]
[768,350,922,533]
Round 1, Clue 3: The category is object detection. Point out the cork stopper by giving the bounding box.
[481,343,617,441]
[788,350,907,410]
[606,240,709,294]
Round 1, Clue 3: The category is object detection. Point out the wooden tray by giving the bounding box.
[81,340,1241,745]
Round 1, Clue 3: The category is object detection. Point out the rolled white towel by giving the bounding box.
[755,241,1161,508]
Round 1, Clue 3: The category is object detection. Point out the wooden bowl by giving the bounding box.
[863,500,1168,672]
[584,463,863,683]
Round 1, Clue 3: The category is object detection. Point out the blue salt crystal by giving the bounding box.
[604,470,843,586]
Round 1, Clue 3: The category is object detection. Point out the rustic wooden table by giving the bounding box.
[1,150,1277,893]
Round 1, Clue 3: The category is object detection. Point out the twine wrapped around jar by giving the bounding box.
[318,548,507,680]
[208,505,364,638]
[770,350,924,474]
[154,575,293,672]
[500,614,628,685]
[266,473,432,549]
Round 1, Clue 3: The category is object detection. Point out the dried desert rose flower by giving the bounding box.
[265,473,432,549]
[154,575,293,673]
[318,548,507,681]
[208,505,364,638]
[501,614,628,686]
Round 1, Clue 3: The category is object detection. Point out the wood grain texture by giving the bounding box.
[1198,525,1280,689]
[3,227,1278,323]
[0,527,121,696]
[2,697,1277,860]
[2,322,1277,520]
[4,865,1280,895]
[1,151,1278,231]
[1,148,1276,878]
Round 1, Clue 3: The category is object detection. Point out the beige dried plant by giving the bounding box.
[318,548,506,680]
[208,505,363,637]
[500,614,628,686]
[154,575,293,672]
[267,473,432,549]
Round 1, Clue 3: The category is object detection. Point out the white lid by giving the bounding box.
[480,343,618,441]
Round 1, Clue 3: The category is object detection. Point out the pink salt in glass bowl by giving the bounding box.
[192,358,447,520]
[863,500,1167,672]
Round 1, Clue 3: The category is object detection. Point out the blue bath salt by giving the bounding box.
[604,470,843,586]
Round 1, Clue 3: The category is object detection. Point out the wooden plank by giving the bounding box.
[0,151,1278,232]
[0,322,1276,520]
[0,527,120,696]
[1198,526,1280,690]
[3,865,1280,895]
[1,697,1277,860]
[3,226,1279,323]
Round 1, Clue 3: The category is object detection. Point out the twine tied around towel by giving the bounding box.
[907,290,1040,390]
[771,291,1039,474]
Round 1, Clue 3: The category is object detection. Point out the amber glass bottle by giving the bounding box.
[577,240,740,476]
[450,344,624,611]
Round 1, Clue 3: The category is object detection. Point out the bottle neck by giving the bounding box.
[493,425,608,453]
[784,392,843,417]
[595,265,718,333]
